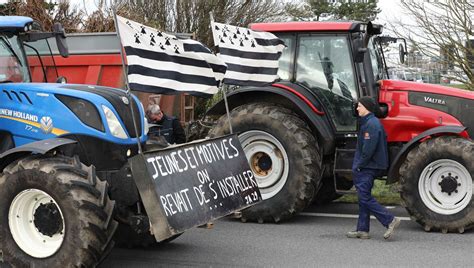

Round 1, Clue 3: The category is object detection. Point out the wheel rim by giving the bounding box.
[8,189,65,258]
[418,159,473,215]
[239,130,289,200]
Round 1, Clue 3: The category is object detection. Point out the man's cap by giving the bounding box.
[358,96,377,114]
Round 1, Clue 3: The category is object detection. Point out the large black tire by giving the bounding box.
[399,136,473,233]
[209,103,322,223]
[113,222,181,248]
[313,175,353,205]
[0,155,117,267]
[313,181,341,204]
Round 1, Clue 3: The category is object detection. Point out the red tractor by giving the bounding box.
[207,21,473,233]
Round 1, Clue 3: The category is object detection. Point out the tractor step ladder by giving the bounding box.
[333,148,357,195]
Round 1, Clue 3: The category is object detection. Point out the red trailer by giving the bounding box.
[27,32,195,122]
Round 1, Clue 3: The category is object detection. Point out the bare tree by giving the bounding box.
[389,0,474,87]
[108,0,286,48]
[81,0,116,32]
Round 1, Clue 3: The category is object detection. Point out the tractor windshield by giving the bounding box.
[368,37,386,82]
[0,33,30,83]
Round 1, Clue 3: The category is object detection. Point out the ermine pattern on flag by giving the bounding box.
[117,16,226,97]
[211,21,285,86]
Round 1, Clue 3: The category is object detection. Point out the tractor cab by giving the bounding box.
[0,16,68,84]
[251,21,384,133]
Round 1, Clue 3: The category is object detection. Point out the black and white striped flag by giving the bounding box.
[117,16,227,97]
[211,21,285,86]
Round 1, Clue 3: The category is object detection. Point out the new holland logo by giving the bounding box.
[40,116,53,134]
[424,96,446,105]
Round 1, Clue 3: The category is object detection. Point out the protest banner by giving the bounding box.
[129,134,261,241]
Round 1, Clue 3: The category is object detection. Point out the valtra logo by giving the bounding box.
[40,116,53,134]
[424,96,446,105]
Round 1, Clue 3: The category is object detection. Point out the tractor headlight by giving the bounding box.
[102,105,128,139]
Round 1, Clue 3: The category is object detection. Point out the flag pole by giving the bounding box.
[210,12,233,134]
[113,8,143,154]
[221,83,233,134]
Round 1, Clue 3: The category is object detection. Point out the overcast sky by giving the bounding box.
[375,0,405,25]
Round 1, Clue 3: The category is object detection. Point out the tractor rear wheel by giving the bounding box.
[399,136,473,233]
[209,103,322,223]
[0,155,117,267]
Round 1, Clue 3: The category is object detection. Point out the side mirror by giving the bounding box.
[399,43,406,64]
[367,22,383,35]
[53,23,69,58]
[56,76,67,84]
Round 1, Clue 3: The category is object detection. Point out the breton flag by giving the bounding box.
[211,21,285,86]
[116,16,227,97]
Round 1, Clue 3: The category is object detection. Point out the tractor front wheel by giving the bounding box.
[209,103,322,223]
[399,136,473,233]
[0,155,117,267]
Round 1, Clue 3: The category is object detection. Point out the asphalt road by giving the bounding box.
[101,202,473,267]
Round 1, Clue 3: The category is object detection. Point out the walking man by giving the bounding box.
[347,96,401,240]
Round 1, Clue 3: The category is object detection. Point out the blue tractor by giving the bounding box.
[0,16,160,266]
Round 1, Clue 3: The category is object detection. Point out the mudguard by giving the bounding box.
[0,138,77,171]
[386,125,467,184]
[206,82,335,154]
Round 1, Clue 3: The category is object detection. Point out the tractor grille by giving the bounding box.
[60,85,143,138]
[2,89,32,104]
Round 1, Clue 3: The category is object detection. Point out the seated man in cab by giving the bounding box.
[146,104,186,145]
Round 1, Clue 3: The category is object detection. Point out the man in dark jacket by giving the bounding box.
[346,96,401,240]
[146,104,186,144]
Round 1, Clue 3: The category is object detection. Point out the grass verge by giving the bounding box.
[336,180,401,205]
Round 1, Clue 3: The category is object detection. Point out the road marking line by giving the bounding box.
[300,212,411,221]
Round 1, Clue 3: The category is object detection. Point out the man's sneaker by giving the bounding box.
[346,231,370,239]
[384,217,401,239]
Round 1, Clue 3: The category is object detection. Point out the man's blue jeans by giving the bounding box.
[353,169,394,232]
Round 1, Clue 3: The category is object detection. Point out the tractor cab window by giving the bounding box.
[368,37,385,81]
[23,38,59,83]
[295,35,357,132]
[276,34,295,81]
[0,34,30,83]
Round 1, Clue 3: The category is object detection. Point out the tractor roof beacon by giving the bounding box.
[0,16,158,266]
[208,21,473,233]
